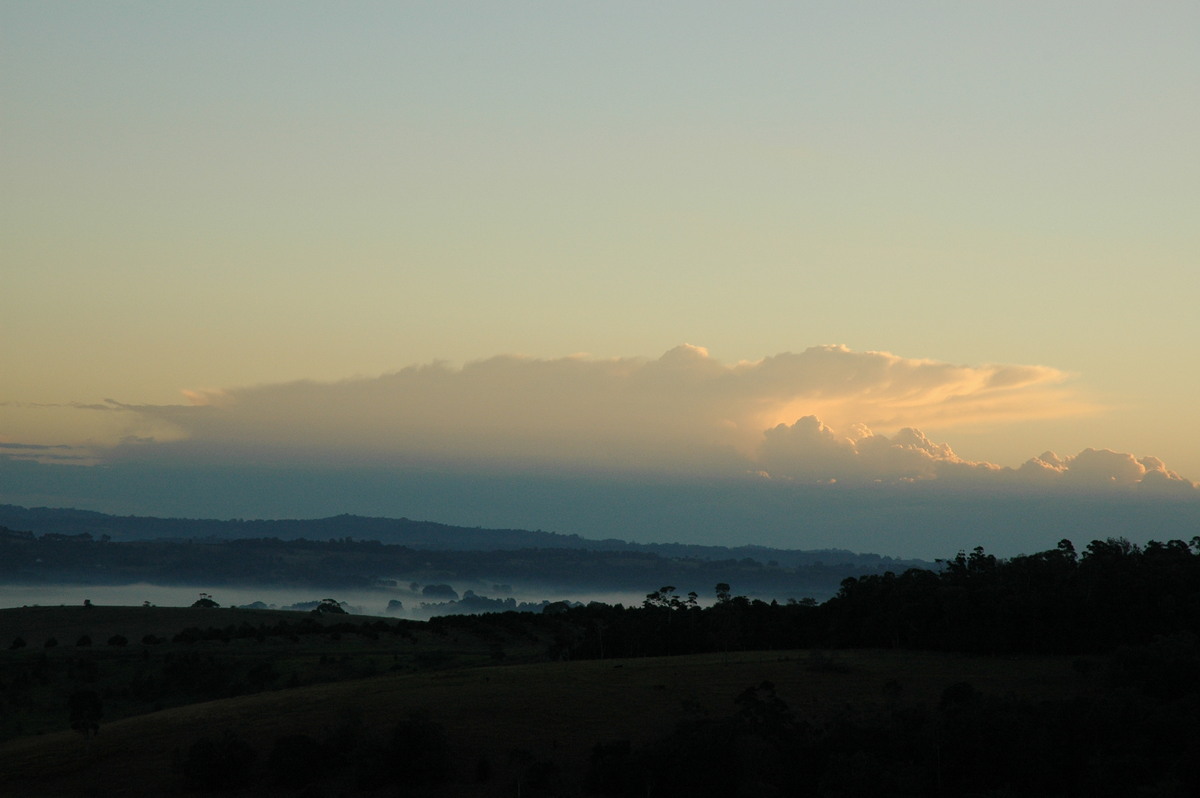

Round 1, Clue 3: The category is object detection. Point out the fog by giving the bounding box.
[0,582,652,619]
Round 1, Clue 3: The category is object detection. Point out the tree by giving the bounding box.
[644,586,680,609]
[312,597,348,615]
[1057,538,1077,563]
[68,689,103,754]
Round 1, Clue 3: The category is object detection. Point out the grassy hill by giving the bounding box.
[0,607,1094,792]
[1,633,1082,797]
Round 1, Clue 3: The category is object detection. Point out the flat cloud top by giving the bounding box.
[76,344,1191,491]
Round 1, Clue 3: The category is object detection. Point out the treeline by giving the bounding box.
[824,538,1200,654]
[6,529,1199,657]
[493,537,1200,660]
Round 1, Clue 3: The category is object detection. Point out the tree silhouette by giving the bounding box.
[312,597,348,614]
[68,689,103,754]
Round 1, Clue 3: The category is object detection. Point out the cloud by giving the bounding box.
[0,399,129,412]
[0,398,171,465]
[0,442,74,451]
[0,442,96,464]
[760,416,1001,484]
[88,343,1192,490]
[105,345,1075,465]
[1017,449,1197,491]
[731,346,1088,434]
[760,417,1196,490]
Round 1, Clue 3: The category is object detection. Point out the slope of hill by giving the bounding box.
[0,636,1082,797]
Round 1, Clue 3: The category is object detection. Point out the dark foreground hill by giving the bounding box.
[0,622,1084,798]
[3,613,1195,797]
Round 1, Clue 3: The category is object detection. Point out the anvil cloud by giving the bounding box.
[103,345,1193,491]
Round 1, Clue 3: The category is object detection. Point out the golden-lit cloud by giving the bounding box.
[759,416,1197,490]
[1017,449,1197,491]
[83,343,1198,490]
[744,346,1090,433]
[4,342,1191,489]
[111,344,1087,468]
[759,416,1003,484]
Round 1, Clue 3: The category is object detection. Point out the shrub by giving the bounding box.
[266,734,326,787]
[177,733,256,790]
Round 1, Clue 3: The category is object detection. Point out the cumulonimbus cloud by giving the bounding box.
[759,416,1000,484]
[760,416,1197,490]
[91,344,1193,490]
[1016,449,1197,490]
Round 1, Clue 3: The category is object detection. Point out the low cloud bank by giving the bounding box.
[12,344,1195,491]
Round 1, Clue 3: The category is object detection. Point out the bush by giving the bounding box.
[389,713,454,786]
[177,733,256,790]
[266,734,326,787]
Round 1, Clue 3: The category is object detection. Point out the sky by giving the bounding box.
[3,3,1199,558]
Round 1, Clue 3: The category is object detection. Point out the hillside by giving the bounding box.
[1,632,1082,797]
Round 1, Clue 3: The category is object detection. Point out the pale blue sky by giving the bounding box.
[4,2,1199,487]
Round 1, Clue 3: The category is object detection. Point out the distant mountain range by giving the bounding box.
[0,504,925,571]
[0,504,940,604]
